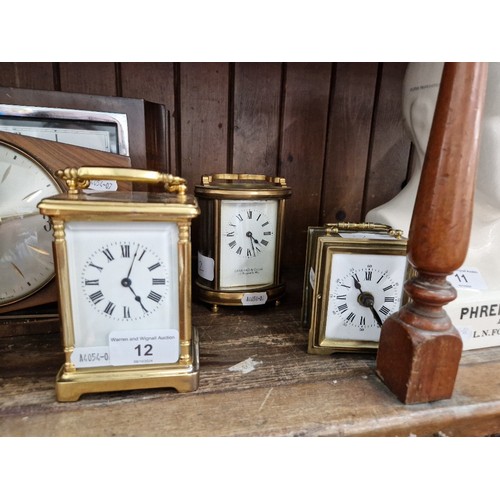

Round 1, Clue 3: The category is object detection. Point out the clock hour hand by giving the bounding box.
[246,231,259,256]
[353,276,383,327]
[121,277,149,313]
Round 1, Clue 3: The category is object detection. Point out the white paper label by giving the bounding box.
[309,266,315,289]
[448,267,488,290]
[71,346,110,368]
[87,180,118,192]
[109,329,179,366]
[198,252,215,281]
[241,292,268,306]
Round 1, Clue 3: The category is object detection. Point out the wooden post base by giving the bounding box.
[376,312,463,404]
[375,62,487,405]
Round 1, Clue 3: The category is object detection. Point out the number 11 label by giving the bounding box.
[109,329,180,366]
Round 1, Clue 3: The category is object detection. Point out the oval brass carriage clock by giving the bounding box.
[38,166,200,402]
[194,173,291,311]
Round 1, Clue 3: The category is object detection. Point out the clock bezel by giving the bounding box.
[308,230,411,355]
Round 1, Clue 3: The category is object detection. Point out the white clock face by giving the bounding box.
[325,252,407,342]
[65,221,179,364]
[81,241,169,321]
[219,199,278,289]
[0,143,61,305]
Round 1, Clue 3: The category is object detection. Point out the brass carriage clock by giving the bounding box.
[194,173,291,311]
[305,223,411,355]
[38,166,200,401]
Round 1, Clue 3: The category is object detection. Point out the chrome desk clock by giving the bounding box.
[38,167,200,401]
[304,223,411,355]
[194,173,291,311]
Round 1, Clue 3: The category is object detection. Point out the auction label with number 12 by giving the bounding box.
[109,329,180,366]
[71,329,180,367]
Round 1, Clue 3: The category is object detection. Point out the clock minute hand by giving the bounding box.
[126,245,140,279]
[366,297,384,328]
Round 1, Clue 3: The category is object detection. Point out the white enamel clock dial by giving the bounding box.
[325,253,407,342]
[0,142,61,305]
[219,199,278,289]
[65,220,180,367]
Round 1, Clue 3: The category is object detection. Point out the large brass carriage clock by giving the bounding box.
[38,167,200,402]
[194,174,291,311]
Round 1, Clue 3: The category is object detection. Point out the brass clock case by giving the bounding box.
[38,167,200,401]
[305,223,412,355]
[194,174,291,310]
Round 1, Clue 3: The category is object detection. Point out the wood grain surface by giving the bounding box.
[1,269,499,437]
[0,62,412,268]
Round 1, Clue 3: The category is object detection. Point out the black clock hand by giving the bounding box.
[126,245,140,279]
[353,276,383,327]
[246,231,258,256]
[121,277,149,313]
[362,295,384,328]
[353,275,363,292]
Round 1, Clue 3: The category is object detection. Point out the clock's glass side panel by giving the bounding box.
[64,221,180,369]
[219,199,278,289]
[324,252,407,342]
[196,197,216,288]
[0,144,61,305]
[301,227,332,327]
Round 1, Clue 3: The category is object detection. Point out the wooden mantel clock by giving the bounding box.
[38,166,200,401]
[0,131,131,316]
[194,173,291,311]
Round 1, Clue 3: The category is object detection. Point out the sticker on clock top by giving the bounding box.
[109,329,180,366]
[241,292,268,306]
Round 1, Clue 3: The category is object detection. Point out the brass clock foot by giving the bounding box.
[211,304,219,313]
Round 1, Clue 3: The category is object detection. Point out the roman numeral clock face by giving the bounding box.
[65,221,179,351]
[325,252,407,342]
[82,242,168,321]
[219,200,278,289]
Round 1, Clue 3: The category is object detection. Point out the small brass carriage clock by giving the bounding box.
[194,173,291,311]
[305,223,411,355]
[38,166,200,401]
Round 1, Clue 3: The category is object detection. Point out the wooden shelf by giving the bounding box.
[1,269,500,437]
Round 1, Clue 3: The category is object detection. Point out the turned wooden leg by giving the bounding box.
[376,62,488,404]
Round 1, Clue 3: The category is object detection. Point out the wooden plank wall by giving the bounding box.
[0,62,412,269]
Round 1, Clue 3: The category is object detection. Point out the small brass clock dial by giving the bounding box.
[325,253,406,342]
[81,240,170,321]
